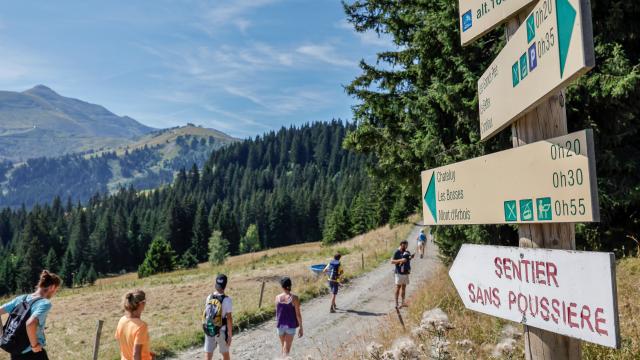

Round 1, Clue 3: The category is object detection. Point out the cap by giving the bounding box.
[215,274,228,290]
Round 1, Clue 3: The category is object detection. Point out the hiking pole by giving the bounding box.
[258,280,266,309]
[92,319,104,360]
[395,308,406,331]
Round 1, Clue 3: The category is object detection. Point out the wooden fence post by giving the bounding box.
[361,253,364,270]
[92,319,104,360]
[506,11,580,360]
[258,281,266,309]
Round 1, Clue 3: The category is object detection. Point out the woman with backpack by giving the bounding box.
[322,253,343,313]
[0,270,61,360]
[275,277,303,358]
[115,290,156,360]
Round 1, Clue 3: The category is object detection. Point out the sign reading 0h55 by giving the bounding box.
[459,0,537,46]
[421,129,599,225]
[477,0,595,140]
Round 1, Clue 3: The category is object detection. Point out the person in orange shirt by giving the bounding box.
[115,290,155,360]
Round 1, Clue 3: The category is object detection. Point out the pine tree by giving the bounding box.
[44,248,59,273]
[76,262,88,287]
[138,235,177,278]
[191,202,210,261]
[208,230,229,265]
[86,265,98,285]
[239,224,261,253]
[180,248,199,269]
[322,204,351,245]
[15,216,45,292]
[59,248,75,287]
[349,194,370,235]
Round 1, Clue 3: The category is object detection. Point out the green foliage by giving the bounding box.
[343,0,640,260]
[208,230,230,265]
[44,248,59,273]
[322,204,351,245]
[86,265,98,285]
[138,236,177,278]
[239,224,261,253]
[180,248,199,269]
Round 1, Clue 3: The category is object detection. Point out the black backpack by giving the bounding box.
[1,296,43,355]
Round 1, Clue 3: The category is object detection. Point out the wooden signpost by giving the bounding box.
[458,0,537,46]
[421,129,599,226]
[477,0,594,140]
[449,244,620,348]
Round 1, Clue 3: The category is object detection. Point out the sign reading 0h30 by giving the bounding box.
[477,0,595,140]
[458,0,537,46]
[421,129,599,225]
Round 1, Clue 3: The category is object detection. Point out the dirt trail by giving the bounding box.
[169,225,440,360]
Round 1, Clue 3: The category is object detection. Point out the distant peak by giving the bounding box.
[24,85,60,98]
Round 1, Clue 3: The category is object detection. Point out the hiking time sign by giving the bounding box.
[458,0,537,46]
[420,130,599,225]
[477,0,594,140]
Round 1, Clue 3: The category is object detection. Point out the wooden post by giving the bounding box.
[507,11,581,360]
[92,320,104,360]
[361,253,364,270]
[258,281,266,309]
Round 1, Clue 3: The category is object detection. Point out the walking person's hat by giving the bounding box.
[215,274,228,290]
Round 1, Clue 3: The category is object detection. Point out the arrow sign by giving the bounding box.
[458,0,537,46]
[421,129,599,225]
[449,244,620,348]
[477,0,594,140]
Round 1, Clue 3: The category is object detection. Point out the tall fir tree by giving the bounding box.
[208,230,230,265]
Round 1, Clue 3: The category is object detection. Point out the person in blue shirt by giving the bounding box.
[0,270,62,360]
[416,228,427,259]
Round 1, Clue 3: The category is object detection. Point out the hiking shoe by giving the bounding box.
[330,307,336,313]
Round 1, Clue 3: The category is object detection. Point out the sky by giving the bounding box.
[0,0,393,138]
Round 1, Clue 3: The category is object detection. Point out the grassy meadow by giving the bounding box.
[1,220,415,360]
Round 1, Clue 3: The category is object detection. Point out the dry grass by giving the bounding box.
[348,256,640,360]
[1,219,416,360]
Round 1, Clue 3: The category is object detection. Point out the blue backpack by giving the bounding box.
[327,260,342,282]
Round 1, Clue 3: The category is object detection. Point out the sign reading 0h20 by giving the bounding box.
[459,0,537,46]
[477,0,595,140]
[449,244,620,348]
[421,129,599,225]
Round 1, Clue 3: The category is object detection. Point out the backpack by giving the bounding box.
[1,296,43,355]
[327,260,342,282]
[202,294,227,337]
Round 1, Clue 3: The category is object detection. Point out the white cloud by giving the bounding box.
[335,19,395,48]
[296,44,354,67]
[197,0,279,34]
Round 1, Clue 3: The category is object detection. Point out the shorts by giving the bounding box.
[417,239,426,246]
[204,332,229,354]
[277,327,297,336]
[395,274,410,285]
[11,350,49,360]
[328,281,339,295]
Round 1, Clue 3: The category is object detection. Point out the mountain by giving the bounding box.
[0,85,155,161]
[0,124,238,208]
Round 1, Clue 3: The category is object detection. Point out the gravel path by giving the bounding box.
[169,225,440,360]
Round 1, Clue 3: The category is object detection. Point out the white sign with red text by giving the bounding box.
[449,244,620,348]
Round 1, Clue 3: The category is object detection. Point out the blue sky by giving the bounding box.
[0,0,393,137]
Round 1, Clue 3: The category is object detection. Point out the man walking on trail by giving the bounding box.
[202,274,233,360]
[417,228,427,259]
[390,240,414,309]
[323,253,343,313]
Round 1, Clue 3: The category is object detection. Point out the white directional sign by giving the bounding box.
[477,0,594,140]
[449,244,620,348]
[421,129,599,225]
[459,0,536,46]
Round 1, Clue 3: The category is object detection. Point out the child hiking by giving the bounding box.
[323,253,343,313]
[416,228,427,259]
[0,270,61,360]
[275,277,303,358]
[115,290,156,360]
[202,274,233,360]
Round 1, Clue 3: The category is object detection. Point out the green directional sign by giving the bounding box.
[477,0,594,140]
[421,130,599,225]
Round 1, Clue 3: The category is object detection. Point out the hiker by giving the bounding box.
[322,253,343,313]
[0,270,61,360]
[390,240,414,308]
[275,277,303,358]
[115,290,156,360]
[202,274,233,360]
[417,228,427,259]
